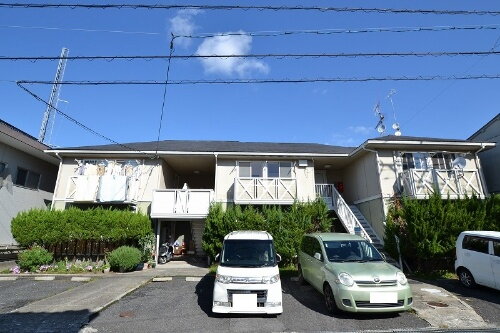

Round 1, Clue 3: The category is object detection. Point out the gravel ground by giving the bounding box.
[87,276,429,333]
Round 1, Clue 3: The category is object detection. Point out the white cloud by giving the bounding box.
[196,32,269,77]
[169,9,201,48]
[348,125,372,135]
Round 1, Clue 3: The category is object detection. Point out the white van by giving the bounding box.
[212,231,283,314]
[455,231,500,290]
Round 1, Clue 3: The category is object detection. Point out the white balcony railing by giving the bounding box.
[234,177,297,204]
[315,184,372,243]
[150,189,214,219]
[401,169,484,199]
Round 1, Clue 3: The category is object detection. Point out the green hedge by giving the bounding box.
[202,200,333,265]
[11,207,152,247]
[18,245,54,272]
[384,194,500,272]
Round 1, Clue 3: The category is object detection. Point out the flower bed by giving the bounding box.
[7,259,110,274]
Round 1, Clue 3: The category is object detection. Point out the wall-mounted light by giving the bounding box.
[324,164,331,169]
[193,170,200,174]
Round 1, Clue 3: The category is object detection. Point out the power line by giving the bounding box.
[0,24,160,35]
[1,3,500,15]
[17,75,500,86]
[155,35,174,157]
[4,50,500,62]
[16,81,156,157]
[180,24,500,38]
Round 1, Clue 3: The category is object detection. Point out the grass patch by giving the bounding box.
[279,265,298,278]
[410,270,457,281]
[0,269,10,274]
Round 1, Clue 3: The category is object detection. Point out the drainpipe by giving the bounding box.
[474,144,489,197]
[213,153,218,203]
[50,152,64,211]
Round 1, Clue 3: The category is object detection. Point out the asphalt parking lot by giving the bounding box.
[429,278,500,327]
[86,276,429,333]
[0,279,83,314]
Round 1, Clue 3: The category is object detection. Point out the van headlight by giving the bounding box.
[337,272,354,287]
[397,272,408,285]
[262,274,280,284]
[215,274,232,284]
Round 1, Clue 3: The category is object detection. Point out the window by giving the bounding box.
[432,153,456,170]
[462,236,489,254]
[239,161,293,178]
[15,168,40,189]
[493,240,500,257]
[0,162,6,173]
[413,153,429,170]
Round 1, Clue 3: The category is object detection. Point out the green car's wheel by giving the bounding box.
[323,283,340,315]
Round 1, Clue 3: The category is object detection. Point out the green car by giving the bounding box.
[298,233,412,314]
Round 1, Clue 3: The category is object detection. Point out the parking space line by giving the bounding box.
[0,276,18,281]
[185,277,202,282]
[34,276,55,281]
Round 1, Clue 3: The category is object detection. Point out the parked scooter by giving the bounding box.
[158,242,173,264]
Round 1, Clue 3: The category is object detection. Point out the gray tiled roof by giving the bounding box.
[369,135,473,143]
[0,119,50,151]
[58,140,356,155]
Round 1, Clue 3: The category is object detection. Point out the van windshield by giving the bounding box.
[221,240,276,267]
[323,240,384,262]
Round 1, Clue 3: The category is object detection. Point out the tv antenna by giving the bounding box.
[38,47,69,144]
[373,102,386,135]
[386,89,402,136]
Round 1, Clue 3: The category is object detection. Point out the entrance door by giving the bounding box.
[314,170,327,184]
[162,221,193,255]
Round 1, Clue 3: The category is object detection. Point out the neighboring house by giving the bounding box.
[46,136,494,261]
[469,113,500,194]
[0,120,59,246]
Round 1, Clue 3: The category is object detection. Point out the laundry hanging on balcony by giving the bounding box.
[74,175,100,201]
[97,175,128,202]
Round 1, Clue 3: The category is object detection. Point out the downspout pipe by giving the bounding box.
[474,144,489,197]
[50,152,64,211]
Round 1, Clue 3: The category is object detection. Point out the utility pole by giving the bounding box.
[38,47,69,144]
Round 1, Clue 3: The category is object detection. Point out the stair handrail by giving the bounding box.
[331,186,373,243]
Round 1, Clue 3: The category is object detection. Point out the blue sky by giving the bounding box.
[1,1,499,148]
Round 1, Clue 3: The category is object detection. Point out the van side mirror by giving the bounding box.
[314,252,322,261]
[214,253,220,262]
[276,253,282,263]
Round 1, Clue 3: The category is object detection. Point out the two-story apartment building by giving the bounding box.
[46,136,495,261]
[0,119,59,246]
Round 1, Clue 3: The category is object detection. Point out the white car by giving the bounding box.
[212,231,283,314]
[455,231,500,290]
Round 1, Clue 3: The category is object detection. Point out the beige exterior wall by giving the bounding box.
[341,151,381,204]
[215,158,316,204]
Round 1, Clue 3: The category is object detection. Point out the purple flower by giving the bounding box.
[85,265,93,271]
[10,266,20,274]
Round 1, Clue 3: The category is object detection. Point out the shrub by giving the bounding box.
[11,207,152,248]
[138,233,156,262]
[18,245,53,272]
[108,246,142,272]
[384,193,500,272]
[202,199,333,265]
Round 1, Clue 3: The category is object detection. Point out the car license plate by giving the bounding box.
[370,292,398,303]
[232,293,257,310]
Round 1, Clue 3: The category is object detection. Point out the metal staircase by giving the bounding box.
[347,205,400,268]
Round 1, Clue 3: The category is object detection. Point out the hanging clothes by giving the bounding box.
[98,175,128,202]
[74,175,100,201]
[84,163,98,176]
